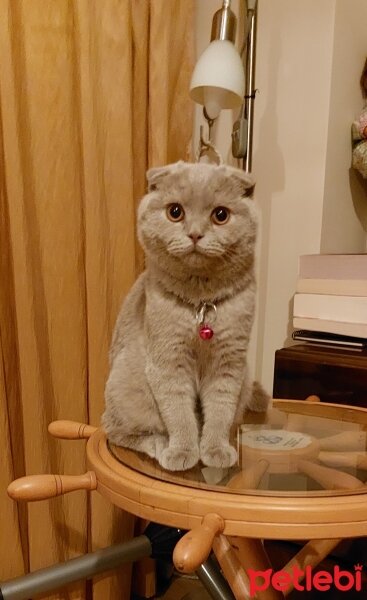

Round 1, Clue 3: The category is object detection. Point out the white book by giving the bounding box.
[293,317,367,338]
[293,293,367,324]
[299,254,367,280]
[296,278,367,296]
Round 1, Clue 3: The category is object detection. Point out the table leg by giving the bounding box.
[229,537,284,600]
[281,538,341,596]
[133,519,156,598]
[282,454,364,595]
[212,534,252,600]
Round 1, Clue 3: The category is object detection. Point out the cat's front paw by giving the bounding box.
[200,442,238,468]
[154,434,169,459]
[159,446,199,471]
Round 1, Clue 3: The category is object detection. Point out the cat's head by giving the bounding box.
[137,161,257,276]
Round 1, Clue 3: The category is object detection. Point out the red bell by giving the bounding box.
[199,324,214,340]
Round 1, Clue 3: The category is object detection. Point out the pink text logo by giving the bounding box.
[247,565,363,597]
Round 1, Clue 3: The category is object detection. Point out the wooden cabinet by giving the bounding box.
[273,344,367,408]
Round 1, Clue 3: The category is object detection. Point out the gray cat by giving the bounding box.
[102,161,269,471]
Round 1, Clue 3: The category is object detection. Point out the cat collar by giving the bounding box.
[195,302,217,340]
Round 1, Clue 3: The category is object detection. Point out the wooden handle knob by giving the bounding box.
[305,395,320,402]
[7,472,97,502]
[48,420,97,440]
[173,513,225,574]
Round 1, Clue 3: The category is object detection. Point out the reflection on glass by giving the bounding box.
[109,401,367,497]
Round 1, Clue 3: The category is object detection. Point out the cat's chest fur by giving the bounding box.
[144,277,255,380]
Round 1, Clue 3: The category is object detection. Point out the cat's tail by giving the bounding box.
[248,380,271,412]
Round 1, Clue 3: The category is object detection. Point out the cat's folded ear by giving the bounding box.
[224,166,255,198]
[146,161,185,192]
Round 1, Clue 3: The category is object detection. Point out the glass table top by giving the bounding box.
[108,400,367,497]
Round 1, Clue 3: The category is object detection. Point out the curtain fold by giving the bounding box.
[0,1,194,599]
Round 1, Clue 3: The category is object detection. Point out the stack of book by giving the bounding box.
[292,254,367,348]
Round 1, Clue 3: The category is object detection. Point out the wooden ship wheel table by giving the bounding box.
[6,398,367,600]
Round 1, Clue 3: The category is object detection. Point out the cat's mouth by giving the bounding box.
[167,241,224,260]
[190,244,225,258]
[167,244,209,264]
[184,245,224,264]
[191,244,205,254]
[185,244,213,258]
[168,243,205,257]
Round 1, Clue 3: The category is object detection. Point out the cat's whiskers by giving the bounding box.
[167,240,193,255]
[167,238,218,258]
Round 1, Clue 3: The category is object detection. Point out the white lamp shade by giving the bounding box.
[190,40,245,117]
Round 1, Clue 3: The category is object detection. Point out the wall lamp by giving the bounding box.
[190,0,258,170]
[190,0,245,120]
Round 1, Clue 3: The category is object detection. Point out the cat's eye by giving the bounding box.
[211,206,230,225]
[166,203,184,222]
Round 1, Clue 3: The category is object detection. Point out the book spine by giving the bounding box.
[293,293,367,324]
[299,255,367,280]
[296,279,367,296]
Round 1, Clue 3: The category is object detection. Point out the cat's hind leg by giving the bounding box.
[245,380,270,412]
[232,379,270,433]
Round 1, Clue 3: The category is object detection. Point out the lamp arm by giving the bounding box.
[240,0,258,55]
[247,0,258,11]
[243,1,257,172]
[232,0,258,170]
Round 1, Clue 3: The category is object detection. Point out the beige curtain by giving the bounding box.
[0,1,194,599]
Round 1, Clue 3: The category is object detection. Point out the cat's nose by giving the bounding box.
[188,233,203,243]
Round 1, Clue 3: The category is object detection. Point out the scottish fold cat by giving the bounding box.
[102,161,269,471]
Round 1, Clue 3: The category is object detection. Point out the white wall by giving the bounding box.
[194,0,367,393]
[253,0,367,391]
[320,0,367,253]
[252,0,334,389]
